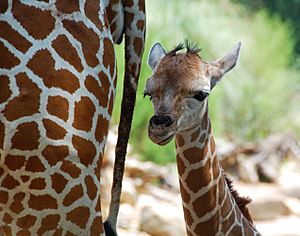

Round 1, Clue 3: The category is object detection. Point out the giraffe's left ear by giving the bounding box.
[148,42,166,71]
[209,42,241,89]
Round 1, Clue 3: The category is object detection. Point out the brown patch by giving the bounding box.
[51,173,68,194]
[0,226,11,235]
[91,216,104,235]
[84,0,103,30]
[85,73,110,108]
[53,228,63,236]
[3,213,12,224]
[43,119,67,140]
[0,121,4,149]
[218,175,226,202]
[0,0,8,13]
[25,156,45,172]
[60,160,81,178]
[194,211,219,236]
[95,114,109,144]
[0,41,20,69]
[183,144,208,165]
[102,38,115,75]
[4,154,25,171]
[37,214,61,235]
[224,175,253,223]
[63,184,84,206]
[136,19,145,31]
[9,203,23,214]
[176,154,186,176]
[29,178,46,190]
[66,231,76,236]
[221,208,235,233]
[85,175,98,200]
[4,73,41,121]
[210,135,215,152]
[175,134,185,147]
[107,90,115,115]
[66,206,90,229]
[179,182,190,204]
[17,215,37,228]
[73,96,95,132]
[229,225,243,235]
[191,128,200,142]
[1,174,19,189]
[199,133,206,143]
[12,2,55,39]
[11,122,40,150]
[0,21,32,53]
[212,156,220,181]
[52,35,83,72]
[28,194,57,210]
[56,0,79,13]
[138,0,145,11]
[21,176,30,183]
[185,156,211,193]
[0,191,8,204]
[182,206,193,227]
[47,96,69,121]
[28,49,80,94]
[133,37,143,56]
[16,230,30,236]
[0,75,11,104]
[63,20,100,67]
[192,185,217,218]
[72,135,96,166]
[42,145,69,166]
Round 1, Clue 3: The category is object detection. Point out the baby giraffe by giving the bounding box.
[144,42,261,236]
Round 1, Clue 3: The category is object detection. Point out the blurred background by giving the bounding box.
[101,0,300,235]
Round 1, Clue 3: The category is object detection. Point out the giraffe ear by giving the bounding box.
[209,42,241,89]
[148,42,166,71]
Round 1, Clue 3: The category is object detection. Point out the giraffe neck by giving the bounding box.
[175,111,260,236]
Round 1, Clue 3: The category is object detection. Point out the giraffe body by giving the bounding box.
[0,0,145,235]
[144,42,261,236]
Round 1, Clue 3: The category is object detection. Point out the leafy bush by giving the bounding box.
[111,0,299,164]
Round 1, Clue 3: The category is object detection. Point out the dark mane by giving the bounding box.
[185,39,202,54]
[167,42,184,56]
[167,40,202,56]
[224,174,253,223]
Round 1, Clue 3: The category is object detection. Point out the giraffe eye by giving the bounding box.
[193,91,209,101]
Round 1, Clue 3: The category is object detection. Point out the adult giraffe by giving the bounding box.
[144,42,261,236]
[0,0,145,235]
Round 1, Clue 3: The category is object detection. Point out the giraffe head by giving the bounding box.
[144,42,241,145]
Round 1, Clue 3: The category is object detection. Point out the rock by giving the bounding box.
[278,161,300,198]
[118,204,134,229]
[139,203,186,236]
[256,215,300,236]
[121,179,138,206]
[235,182,291,220]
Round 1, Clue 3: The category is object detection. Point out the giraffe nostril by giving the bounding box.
[150,115,173,127]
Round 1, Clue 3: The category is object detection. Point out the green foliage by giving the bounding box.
[111,0,300,164]
[231,0,300,56]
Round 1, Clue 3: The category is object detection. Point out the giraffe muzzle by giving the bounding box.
[148,115,176,145]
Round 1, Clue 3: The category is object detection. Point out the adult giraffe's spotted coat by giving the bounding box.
[0,0,145,235]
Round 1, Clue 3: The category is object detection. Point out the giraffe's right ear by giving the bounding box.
[148,42,166,71]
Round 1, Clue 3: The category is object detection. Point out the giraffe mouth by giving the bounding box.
[148,128,175,146]
[157,134,174,145]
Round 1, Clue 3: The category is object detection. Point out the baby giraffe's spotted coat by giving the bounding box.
[145,42,261,236]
